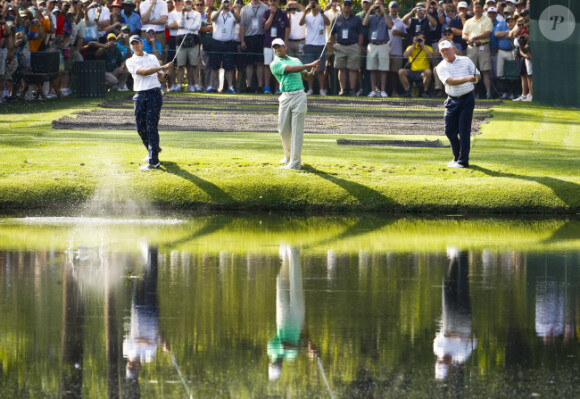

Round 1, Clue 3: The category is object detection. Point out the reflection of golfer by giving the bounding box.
[433,247,477,380]
[123,245,162,380]
[267,245,305,380]
[270,38,320,170]
[126,35,173,170]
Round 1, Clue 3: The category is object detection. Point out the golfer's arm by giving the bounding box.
[136,65,165,75]
[445,74,479,85]
[284,64,311,73]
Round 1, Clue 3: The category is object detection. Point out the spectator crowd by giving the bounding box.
[0,0,532,102]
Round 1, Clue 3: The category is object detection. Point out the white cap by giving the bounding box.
[438,40,453,51]
[271,38,285,47]
[457,1,468,9]
[487,6,497,12]
[362,0,372,3]
[506,0,516,3]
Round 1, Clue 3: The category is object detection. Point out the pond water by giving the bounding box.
[0,215,579,398]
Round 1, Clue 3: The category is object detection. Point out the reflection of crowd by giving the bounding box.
[1,0,533,102]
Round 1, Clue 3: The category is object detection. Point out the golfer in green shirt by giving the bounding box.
[270,38,320,170]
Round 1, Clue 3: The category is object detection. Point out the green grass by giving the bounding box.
[0,94,579,214]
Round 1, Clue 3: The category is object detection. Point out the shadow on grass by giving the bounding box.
[304,165,393,207]
[471,165,580,209]
[163,161,235,204]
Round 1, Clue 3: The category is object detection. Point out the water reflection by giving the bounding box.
[267,245,305,381]
[433,248,476,380]
[0,216,579,398]
[123,245,162,394]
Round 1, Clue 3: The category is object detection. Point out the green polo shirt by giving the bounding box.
[270,55,305,93]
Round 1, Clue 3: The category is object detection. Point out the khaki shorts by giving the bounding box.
[466,42,491,72]
[333,43,361,70]
[366,42,390,71]
[176,45,200,67]
[389,55,403,72]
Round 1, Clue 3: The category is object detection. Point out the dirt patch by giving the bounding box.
[53,93,495,136]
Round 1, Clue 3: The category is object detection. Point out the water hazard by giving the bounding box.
[0,215,579,398]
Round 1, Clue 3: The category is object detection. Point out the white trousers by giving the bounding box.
[278,90,307,169]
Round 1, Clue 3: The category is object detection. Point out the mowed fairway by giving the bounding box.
[0,92,578,214]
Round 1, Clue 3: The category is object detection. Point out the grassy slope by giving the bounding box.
[0,94,578,213]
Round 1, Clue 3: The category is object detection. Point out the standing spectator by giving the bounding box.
[298,0,329,95]
[462,1,492,99]
[140,0,169,59]
[448,1,469,51]
[322,1,340,93]
[121,0,141,35]
[285,1,305,59]
[0,12,10,102]
[165,0,179,91]
[402,2,438,46]
[197,0,215,90]
[363,0,392,97]
[387,1,405,96]
[125,35,172,169]
[436,40,479,168]
[270,38,319,170]
[426,0,444,44]
[398,31,432,97]
[96,32,130,90]
[493,13,515,99]
[356,0,372,96]
[485,0,503,22]
[487,6,502,91]
[513,10,531,101]
[174,0,201,92]
[105,0,125,37]
[86,0,112,44]
[232,0,244,92]
[261,0,289,94]
[206,0,240,93]
[331,0,362,96]
[239,0,268,92]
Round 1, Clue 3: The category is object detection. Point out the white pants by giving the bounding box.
[278,90,307,169]
[496,49,513,77]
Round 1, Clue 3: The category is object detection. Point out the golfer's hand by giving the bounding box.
[310,59,320,72]
[161,62,173,71]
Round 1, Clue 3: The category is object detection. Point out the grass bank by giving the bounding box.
[0,94,578,214]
